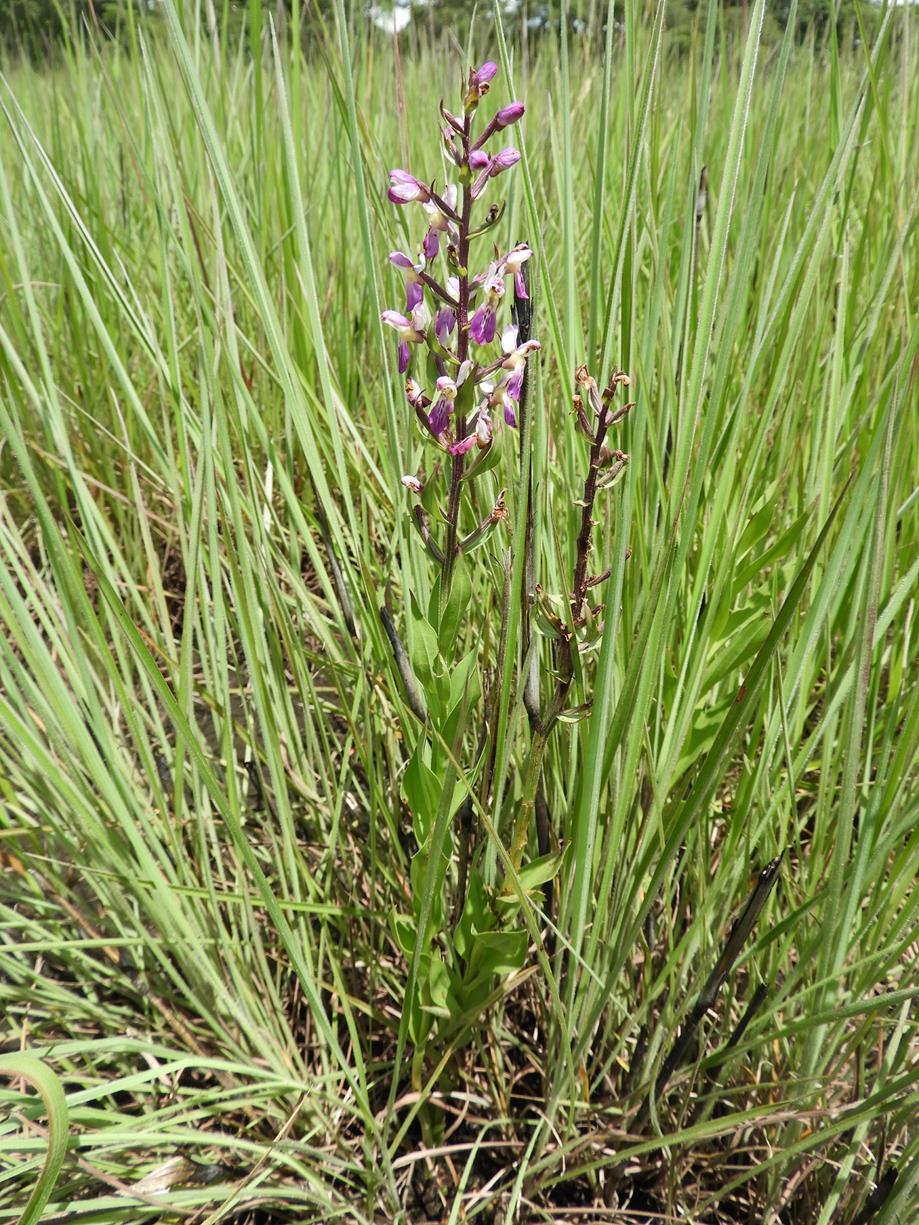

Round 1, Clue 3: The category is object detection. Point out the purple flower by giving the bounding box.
[493,382,518,428]
[435,306,456,345]
[432,277,459,345]
[495,102,525,129]
[389,251,424,310]
[469,149,490,171]
[388,169,431,205]
[469,273,504,346]
[382,305,426,373]
[401,474,424,494]
[500,323,541,398]
[501,243,533,299]
[471,61,498,88]
[422,184,457,260]
[470,307,494,345]
[428,375,458,437]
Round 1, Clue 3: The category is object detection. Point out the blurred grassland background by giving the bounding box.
[0,0,917,1221]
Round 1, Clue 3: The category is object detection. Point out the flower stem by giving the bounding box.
[442,117,473,591]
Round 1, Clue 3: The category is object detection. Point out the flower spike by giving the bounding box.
[382,55,537,565]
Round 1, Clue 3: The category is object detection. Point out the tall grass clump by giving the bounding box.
[1,0,917,1220]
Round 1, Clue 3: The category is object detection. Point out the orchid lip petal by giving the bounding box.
[423,228,439,261]
[429,401,449,436]
[470,305,494,346]
[434,307,456,345]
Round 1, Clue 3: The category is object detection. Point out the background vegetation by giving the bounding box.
[1,0,917,1221]
[0,0,891,58]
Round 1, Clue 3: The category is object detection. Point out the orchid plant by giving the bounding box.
[381,60,632,1091]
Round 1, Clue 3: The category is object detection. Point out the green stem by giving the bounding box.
[506,725,550,877]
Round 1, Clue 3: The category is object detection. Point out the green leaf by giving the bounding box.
[0,1053,69,1225]
[517,849,566,894]
[403,746,440,846]
[734,509,810,591]
[408,592,439,686]
[468,928,528,980]
[393,913,416,957]
[736,493,777,559]
[454,869,492,961]
[438,554,472,653]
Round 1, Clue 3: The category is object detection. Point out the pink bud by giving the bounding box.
[490,148,521,176]
[496,102,525,129]
[471,61,498,88]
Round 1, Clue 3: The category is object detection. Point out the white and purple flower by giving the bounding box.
[433,276,460,345]
[502,243,533,300]
[428,375,458,437]
[491,380,519,429]
[389,251,424,311]
[422,184,458,260]
[381,303,428,373]
[500,323,541,399]
[469,271,505,346]
[388,169,431,205]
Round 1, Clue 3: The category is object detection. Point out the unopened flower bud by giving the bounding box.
[490,147,521,176]
[471,61,498,88]
[495,101,525,129]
